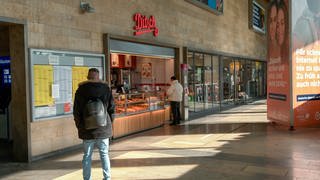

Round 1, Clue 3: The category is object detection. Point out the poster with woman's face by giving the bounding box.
[141,63,152,78]
[267,0,290,125]
[111,53,119,67]
[124,55,132,67]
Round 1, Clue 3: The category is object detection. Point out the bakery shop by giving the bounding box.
[104,34,179,138]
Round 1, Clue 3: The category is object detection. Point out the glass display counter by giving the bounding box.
[112,91,169,138]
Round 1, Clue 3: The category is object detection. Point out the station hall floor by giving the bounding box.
[1,100,320,180]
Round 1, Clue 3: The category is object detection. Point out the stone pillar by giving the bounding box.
[9,24,30,162]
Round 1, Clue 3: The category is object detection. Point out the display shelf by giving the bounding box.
[114,91,165,116]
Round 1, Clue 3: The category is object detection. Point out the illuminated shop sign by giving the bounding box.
[133,13,159,37]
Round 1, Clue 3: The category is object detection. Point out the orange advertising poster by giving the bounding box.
[267,0,290,125]
[291,0,320,127]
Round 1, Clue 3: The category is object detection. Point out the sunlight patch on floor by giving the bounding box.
[151,133,250,149]
[111,165,198,179]
[53,165,198,180]
[113,133,250,160]
[113,148,221,159]
[183,117,269,125]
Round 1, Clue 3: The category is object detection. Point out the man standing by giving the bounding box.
[167,76,183,125]
[73,68,114,180]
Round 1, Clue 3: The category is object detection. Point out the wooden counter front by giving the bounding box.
[113,107,169,138]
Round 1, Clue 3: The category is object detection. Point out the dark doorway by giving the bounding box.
[0,22,15,162]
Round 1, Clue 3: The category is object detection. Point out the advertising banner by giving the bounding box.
[292,0,320,126]
[267,0,290,125]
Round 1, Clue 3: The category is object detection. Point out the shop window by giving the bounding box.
[188,52,220,114]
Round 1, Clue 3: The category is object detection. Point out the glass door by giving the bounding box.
[187,52,195,112]
[234,60,246,104]
[254,61,266,98]
[212,55,220,110]
[194,53,205,112]
[221,58,235,108]
[245,61,256,102]
[204,54,213,111]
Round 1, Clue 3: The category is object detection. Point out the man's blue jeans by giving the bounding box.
[170,101,181,124]
[82,138,111,180]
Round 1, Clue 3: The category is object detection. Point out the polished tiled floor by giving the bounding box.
[1,101,320,179]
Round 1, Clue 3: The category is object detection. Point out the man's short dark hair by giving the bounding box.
[87,68,100,80]
[89,68,99,73]
[170,76,176,80]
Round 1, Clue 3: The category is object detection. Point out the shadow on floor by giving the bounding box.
[1,110,320,179]
[0,140,12,163]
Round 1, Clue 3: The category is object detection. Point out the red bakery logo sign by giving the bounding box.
[133,13,159,37]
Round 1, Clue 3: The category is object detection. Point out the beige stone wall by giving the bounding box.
[0,0,267,158]
[1,0,266,58]
[30,117,81,157]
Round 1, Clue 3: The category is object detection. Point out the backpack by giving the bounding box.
[83,98,107,130]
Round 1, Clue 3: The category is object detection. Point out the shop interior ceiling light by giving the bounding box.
[80,1,95,13]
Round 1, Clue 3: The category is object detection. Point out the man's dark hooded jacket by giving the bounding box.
[73,80,115,139]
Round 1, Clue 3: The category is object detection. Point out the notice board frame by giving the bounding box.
[29,48,105,121]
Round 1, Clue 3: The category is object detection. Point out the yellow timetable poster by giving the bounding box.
[72,66,89,99]
[34,65,54,106]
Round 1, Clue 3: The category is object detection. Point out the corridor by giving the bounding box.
[1,102,320,180]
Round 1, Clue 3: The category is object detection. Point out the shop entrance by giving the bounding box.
[106,37,178,137]
[187,50,267,118]
[0,21,26,162]
[0,23,12,161]
[221,58,267,109]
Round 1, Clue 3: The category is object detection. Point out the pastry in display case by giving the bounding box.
[126,93,149,114]
[113,94,126,114]
[113,92,165,116]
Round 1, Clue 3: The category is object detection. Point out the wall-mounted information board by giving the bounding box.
[30,49,105,121]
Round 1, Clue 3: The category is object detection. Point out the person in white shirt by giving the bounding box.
[167,76,183,125]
